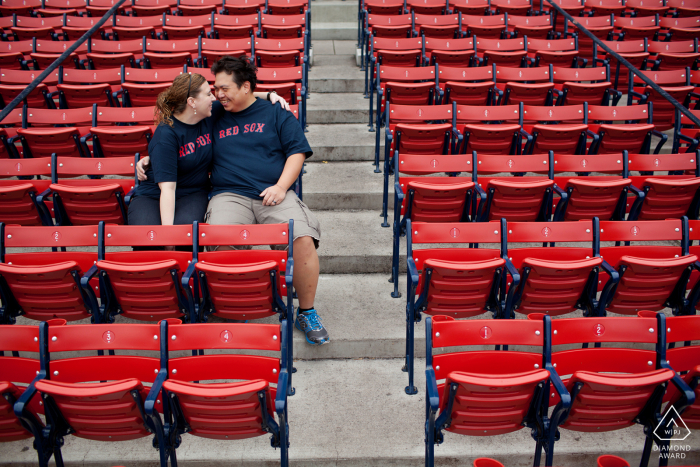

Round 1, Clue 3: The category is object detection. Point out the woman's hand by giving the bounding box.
[260,184,287,206]
[269,93,290,111]
[136,156,151,182]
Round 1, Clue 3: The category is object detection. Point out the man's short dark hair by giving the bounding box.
[211,55,257,91]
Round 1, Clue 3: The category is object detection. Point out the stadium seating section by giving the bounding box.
[0,0,699,465]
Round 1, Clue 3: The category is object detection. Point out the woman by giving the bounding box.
[128,72,288,229]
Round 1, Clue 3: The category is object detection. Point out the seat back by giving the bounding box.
[0,157,52,226]
[475,152,554,221]
[664,315,700,428]
[553,154,630,221]
[627,152,700,221]
[599,219,694,314]
[505,219,599,316]
[35,322,163,441]
[0,324,42,442]
[194,223,292,322]
[163,322,286,439]
[428,316,548,436]
[550,316,673,432]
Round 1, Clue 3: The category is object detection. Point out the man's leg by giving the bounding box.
[255,191,328,345]
[293,236,319,309]
[204,193,256,251]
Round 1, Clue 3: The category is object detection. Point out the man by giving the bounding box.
[205,56,327,345]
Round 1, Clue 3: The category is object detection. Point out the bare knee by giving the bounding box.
[293,236,316,255]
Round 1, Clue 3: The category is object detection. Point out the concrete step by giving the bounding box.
[302,161,386,210]
[4,357,697,466]
[306,92,369,124]
[308,54,365,93]
[306,123,381,161]
[308,0,357,22]
[311,21,358,40]
[316,209,395,274]
[311,39,359,56]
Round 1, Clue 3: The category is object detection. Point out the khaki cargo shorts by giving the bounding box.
[204,191,321,250]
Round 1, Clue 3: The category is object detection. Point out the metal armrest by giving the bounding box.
[275,371,288,414]
[661,361,696,413]
[425,367,440,413]
[144,368,168,416]
[651,130,668,154]
[407,256,419,286]
[35,188,52,205]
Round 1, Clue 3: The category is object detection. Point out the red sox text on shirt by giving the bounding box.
[179,134,212,158]
[217,123,265,139]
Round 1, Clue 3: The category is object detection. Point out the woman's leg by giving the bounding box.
[127,196,162,226]
[127,196,163,251]
[173,191,209,225]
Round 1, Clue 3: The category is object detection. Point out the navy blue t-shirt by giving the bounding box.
[135,115,214,200]
[211,98,312,199]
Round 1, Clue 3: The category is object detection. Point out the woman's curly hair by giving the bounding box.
[154,73,208,126]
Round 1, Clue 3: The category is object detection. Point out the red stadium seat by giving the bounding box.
[504,219,602,317]
[199,37,253,68]
[405,221,506,390]
[94,223,195,322]
[266,0,306,14]
[629,67,693,132]
[424,315,549,451]
[143,38,199,69]
[455,103,523,155]
[23,321,174,466]
[522,104,588,155]
[648,40,700,71]
[0,324,43,451]
[194,223,293,323]
[598,219,697,314]
[16,107,94,158]
[527,37,582,68]
[475,37,528,68]
[473,152,554,222]
[0,157,54,226]
[408,0,447,14]
[413,14,460,38]
[90,105,155,159]
[587,103,660,155]
[380,102,454,221]
[543,316,680,465]
[57,67,123,108]
[423,36,475,67]
[552,65,619,106]
[626,152,700,221]
[664,316,700,429]
[158,321,291,465]
[552,153,631,221]
[449,0,490,15]
[566,15,613,61]
[437,65,496,105]
[462,14,507,39]
[254,36,307,68]
[47,155,137,226]
[508,13,554,39]
[494,64,555,106]
[613,15,660,41]
[492,0,533,16]
[0,224,100,322]
[391,154,475,293]
[221,0,265,15]
[116,66,186,107]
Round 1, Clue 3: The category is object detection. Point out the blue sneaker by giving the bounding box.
[295,308,329,345]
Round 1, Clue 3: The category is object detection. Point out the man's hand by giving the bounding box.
[136,156,150,182]
[269,93,290,111]
[260,184,287,206]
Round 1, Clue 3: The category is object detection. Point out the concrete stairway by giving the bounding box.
[3,27,700,467]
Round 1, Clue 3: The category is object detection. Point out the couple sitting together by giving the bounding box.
[127,55,328,346]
